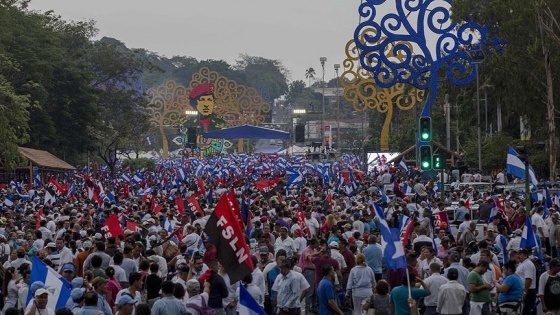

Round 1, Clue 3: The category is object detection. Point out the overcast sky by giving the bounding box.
[28,0,364,84]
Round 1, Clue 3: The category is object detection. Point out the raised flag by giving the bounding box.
[28,256,72,310]
[286,170,304,186]
[175,196,185,216]
[121,173,131,182]
[433,211,452,235]
[177,167,188,181]
[101,214,124,238]
[400,214,415,247]
[506,146,538,187]
[34,174,42,188]
[520,216,537,248]
[126,221,149,238]
[488,199,499,223]
[499,234,509,263]
[402,183,415,194]
[398,159,409,172]
[204,192,254,283]
[196,176,206,195]
[3,195,14,207]
[239,283,266,315]
[187,195,204,216]
[240,196,252,237]
[132,172,144,184]
[380,188,389,203]
[254,178,280,193]
[373,202,407,270]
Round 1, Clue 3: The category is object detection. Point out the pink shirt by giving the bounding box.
[298,246,317,270]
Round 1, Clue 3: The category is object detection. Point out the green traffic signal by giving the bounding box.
[433,154,442,169]
[419,145,432,171]
[419,117,432,142]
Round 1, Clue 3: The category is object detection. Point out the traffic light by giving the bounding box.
[187,127,197,144]
[419,117,432,142]
[433,154,444,169]
[419,145,432,170]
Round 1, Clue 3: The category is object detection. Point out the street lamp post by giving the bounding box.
[320,57,327,149]
[334,63,340,152]
[468,50,485,172]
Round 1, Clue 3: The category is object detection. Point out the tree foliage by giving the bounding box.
[452,0,560,178]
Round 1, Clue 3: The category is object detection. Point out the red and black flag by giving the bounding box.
[204,191,254,283]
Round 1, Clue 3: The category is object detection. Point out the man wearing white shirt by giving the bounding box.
[532,206,547,244]
[274,227,297,258]
[516,248,537,314]
[181,225,201,252]
[424,263,449,315]
[304,211,320,237]
[56,238,72,266]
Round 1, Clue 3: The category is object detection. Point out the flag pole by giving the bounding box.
[406,270,412,299]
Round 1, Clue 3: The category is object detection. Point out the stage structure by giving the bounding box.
[147,67,272,157]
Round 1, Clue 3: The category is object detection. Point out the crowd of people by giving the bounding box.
[0,155,556,315]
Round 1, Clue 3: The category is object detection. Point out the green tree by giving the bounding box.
[87,40,152,175]
[235,54,289,100]
[305,67,316,87]
[452,0,560,179]
[0,57,31,170]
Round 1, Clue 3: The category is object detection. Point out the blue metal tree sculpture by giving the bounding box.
[354,0,498,117]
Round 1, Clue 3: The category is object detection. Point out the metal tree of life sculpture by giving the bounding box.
[146,80,190,159]
[341,32,426,151]
[354,0,493,119]
[186,67,272,153]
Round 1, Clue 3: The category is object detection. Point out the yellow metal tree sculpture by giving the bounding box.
[340,29,426,151]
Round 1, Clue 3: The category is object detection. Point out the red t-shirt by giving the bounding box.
[311,255,340,287]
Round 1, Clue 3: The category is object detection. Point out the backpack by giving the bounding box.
[185,295,215,315]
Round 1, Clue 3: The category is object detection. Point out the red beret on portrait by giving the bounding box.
[189,83,214,99]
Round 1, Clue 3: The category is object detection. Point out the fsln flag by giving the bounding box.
[101,214,124,238]
[373,202,407,270]
[506,146,538,187]
[204,192,254,283]
[238,284,266,315]
[28,256,72,311]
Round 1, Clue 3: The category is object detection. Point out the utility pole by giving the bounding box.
[320,57,327,149]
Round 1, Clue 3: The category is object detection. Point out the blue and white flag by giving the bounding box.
[520,217,537,249]
[506,146,538,187]
[3,196,14,207]
[402,183,415,194]
[28,256,72,311]
[239,283,266,315]
[488,199,499,223]
[10,181,29,200]
[132,172,144,184]
[106,192,116,204]
[121,173,131,182]
[380,188,389,203]
[499,234,509,263]
[176,167,188,181]
[286,170,304,187]
[34,174,42,187]
[373,202,407,270]
[398,159,409,172]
